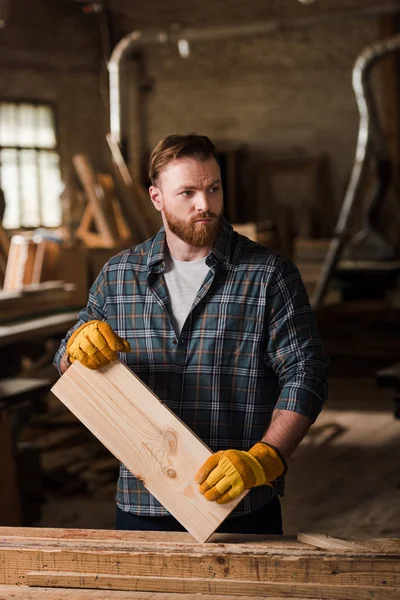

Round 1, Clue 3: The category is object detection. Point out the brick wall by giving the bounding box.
[110,0,387,231]
[0,0,391,233]
[0,0,109,179]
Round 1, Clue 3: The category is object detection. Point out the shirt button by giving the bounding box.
[172,340,177,345]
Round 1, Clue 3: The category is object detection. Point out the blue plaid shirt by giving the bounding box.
[54,218,328,517]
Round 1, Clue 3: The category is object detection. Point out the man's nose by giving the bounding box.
[195,193,210,211]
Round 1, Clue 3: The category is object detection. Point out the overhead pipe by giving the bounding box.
[108,3,400,145]
[312,33,400,308]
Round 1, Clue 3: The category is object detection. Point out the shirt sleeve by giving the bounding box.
[52,267,108,374]
[265,258,329,423]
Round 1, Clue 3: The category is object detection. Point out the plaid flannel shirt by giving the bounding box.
[54,218,328,517]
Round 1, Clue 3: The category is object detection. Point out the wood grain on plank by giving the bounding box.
[297,532,366,552]
[51,361,246,543]
[1,536,399,588]
[0,586,291,600]
[1,527,399,555]
[26,572,400,599]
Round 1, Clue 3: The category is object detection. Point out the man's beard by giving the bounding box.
[163,208,223,247]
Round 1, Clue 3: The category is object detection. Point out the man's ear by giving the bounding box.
[149,185,163,212]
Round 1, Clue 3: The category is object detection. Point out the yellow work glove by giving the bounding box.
[195,442,286,504]
[66,320,131,370]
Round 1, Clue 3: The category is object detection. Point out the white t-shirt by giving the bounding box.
[163,251,210,335]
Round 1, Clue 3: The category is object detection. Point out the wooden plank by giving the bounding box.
[73,154,119,248]
[76,201,131,249]
[297,532,366,552]
[2,546,400,589]
[31,239,62,284]
[25,571,400,599]
[3,236,37,290]
[1,529,399,589]
[51,361,246,543]
[0,311,79,347]
[0,586,288,600]
[0,284,76,323]
[0,378,51,401]
[2,527,400,555]
[107,133,161,241]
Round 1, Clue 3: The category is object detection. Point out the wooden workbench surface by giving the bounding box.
[0,527,399,599]
[0,586,298,599]
[1,526,400,555]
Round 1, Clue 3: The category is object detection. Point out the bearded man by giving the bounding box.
[54,133,328,534]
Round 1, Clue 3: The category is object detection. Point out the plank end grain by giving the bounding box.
[51,361,247,543]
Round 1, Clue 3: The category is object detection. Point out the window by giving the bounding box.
[0,102,63,229]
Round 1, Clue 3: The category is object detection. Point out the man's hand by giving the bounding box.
[194,442,286,504]
[66,320,131,370]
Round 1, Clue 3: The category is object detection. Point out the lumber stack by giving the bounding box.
[0,281,76,323]
[19,392,119,498]
[0,527,399,599]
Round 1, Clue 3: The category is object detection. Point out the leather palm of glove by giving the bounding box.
[66,320,131,370]
[194,442,287,504]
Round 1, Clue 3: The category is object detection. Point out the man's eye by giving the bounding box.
[181,190,193,197]
[209,186,220,193]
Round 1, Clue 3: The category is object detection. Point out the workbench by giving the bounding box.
[0,527,399,599]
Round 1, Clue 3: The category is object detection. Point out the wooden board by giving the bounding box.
[0,282,76,323]
[51,361,246,543]
[107,133,161,241]
[0,528,399,598]
[0,586,287,600]
[31,239,62,284]
[73,154,120,248]
[0,311,79,347]
[0,377,51,401]
[3,236,37,290]
[297,532,366,552]
[24,571,400,599]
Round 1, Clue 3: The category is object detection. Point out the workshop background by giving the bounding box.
[0,0,399,537]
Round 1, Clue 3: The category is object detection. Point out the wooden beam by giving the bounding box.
[1,528,399,590]
[0,282,76,323]
[0,586,279,600]
[107,133,161,242]
[31,239,61,284]
[25,571,400,599]
[3,236,37,290]
[51,361,247,543]
[297,532,366,552]
[0,311,79,347]
[73,154,120,248]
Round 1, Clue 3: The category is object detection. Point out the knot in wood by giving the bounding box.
[163,429,178,455]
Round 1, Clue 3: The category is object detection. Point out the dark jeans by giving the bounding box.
[116,495,282,534]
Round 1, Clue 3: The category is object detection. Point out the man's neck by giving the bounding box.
[164,230,212,261]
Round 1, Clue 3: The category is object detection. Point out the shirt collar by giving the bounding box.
[147,216,234,274]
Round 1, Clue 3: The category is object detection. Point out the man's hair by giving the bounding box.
[149,133,219,184]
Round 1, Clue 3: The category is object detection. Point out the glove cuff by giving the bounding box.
[249,442,287,482]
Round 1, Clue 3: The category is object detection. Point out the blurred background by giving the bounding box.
[0,0,399,537]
